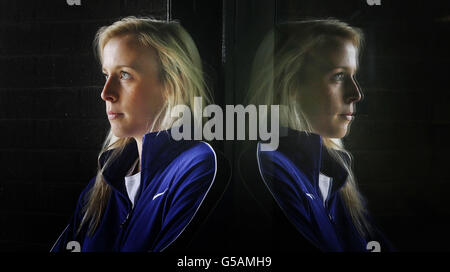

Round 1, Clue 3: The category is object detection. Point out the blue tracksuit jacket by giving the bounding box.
[256,128,394,252]
[50,129,217,252]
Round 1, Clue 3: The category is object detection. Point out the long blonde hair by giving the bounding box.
[79,16,212,236]
[248,19,373,238]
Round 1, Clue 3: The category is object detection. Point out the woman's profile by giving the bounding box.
[240,19,393,251]
[50,16,220,252]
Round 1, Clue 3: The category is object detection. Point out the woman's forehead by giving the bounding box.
[102,34,158,71]
[308,37,358,71]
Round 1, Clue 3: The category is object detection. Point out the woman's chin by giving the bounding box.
[314,125,348,139]
[335,128,349,139]
[110,127,127,139]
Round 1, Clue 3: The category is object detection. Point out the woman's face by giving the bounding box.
[297,37,362,138]
[101,34,165,140]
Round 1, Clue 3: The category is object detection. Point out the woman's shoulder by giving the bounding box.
[175,140,217,165]
[160,141,218,197]
[148,140,217,181]
[257,144,299,176]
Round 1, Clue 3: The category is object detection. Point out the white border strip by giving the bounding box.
[49,223,70,252]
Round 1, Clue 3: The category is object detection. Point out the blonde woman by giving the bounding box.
[50,17,218,252]
[241,19,393,251]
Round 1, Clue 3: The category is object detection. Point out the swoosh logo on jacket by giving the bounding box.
[152,188,168,200]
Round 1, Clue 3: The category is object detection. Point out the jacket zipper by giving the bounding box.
[117,192,134,250]
[324,177,334,223]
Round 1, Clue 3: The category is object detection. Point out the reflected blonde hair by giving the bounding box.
[79,16,212,236]
[248,19,373,238]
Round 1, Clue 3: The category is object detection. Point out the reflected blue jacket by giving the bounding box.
[50,129,217,252]
[257,129,393,252]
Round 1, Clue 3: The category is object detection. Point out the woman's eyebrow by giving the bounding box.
[332,66,350,70]
[310,58,354,72]
[102,64,140,72]
[329,65,357,72]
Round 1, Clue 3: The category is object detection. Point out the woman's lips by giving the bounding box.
[340,113,354,121]
[107,112,123,120]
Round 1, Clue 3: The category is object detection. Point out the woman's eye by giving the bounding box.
[103,73,109,80]
[332,72,346,82]
[120,71,131,80]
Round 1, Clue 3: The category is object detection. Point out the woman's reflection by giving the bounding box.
[244,19,394,252]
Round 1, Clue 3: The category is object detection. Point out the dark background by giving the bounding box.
[0,0,224,251]
[0,0,449,251]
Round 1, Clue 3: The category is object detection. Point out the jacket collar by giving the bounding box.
[271,128,350,198]
[99,127,196,198]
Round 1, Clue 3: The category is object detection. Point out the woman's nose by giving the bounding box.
[345,78,363,104]
[100,77,118,102]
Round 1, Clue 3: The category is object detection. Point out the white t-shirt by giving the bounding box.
[318,173,332,207]
[124,171,141,208]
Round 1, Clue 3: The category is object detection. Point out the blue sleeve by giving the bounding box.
[153,144,217,251]
[50,177,95,252]
[258,153,323,247]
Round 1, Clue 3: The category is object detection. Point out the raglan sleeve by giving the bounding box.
[152,143,217,252]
